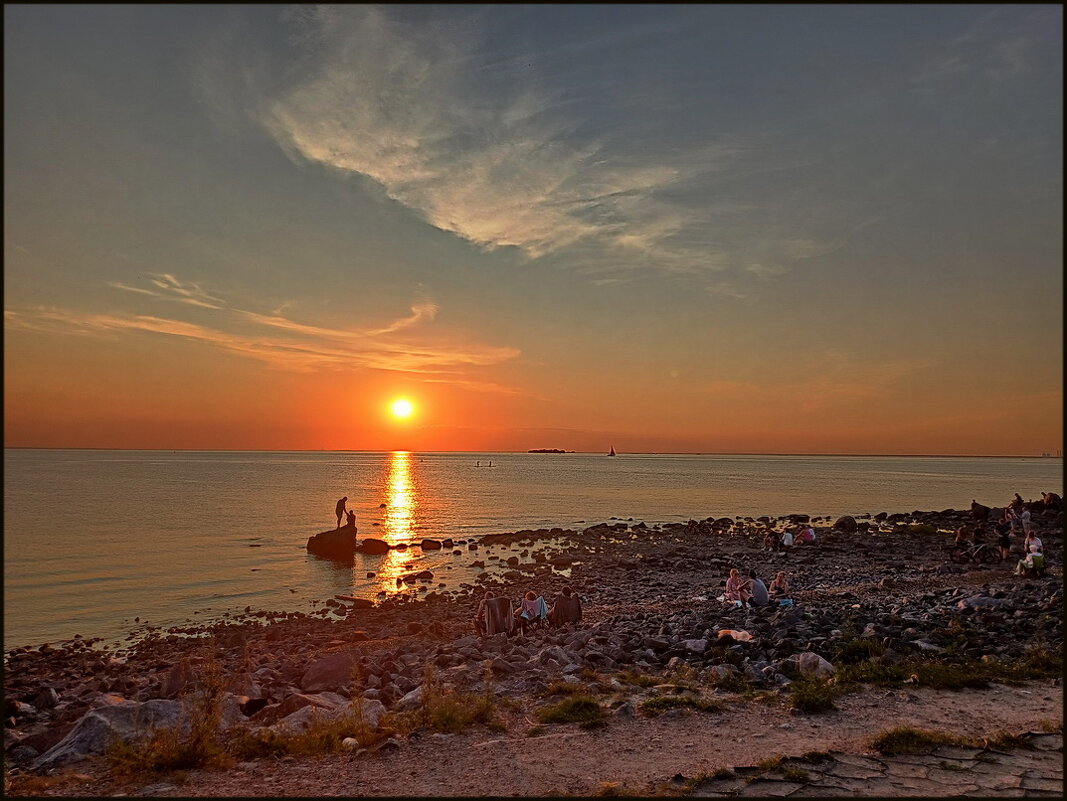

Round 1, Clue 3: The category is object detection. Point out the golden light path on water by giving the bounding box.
[369,451,423,597]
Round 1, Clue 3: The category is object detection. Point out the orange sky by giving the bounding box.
[4,6,1063,456]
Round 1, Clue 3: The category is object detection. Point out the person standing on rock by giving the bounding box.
[335,496,348,529]
[1019,506,1033,535]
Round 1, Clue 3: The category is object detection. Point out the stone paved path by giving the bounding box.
[690,732,1062,797]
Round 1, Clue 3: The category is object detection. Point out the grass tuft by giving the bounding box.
[536,695,606,725]
[870,726,969,755]
[638,695,725,717]
[789,678,838,713]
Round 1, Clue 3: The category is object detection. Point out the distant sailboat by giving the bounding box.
[608,445,616,457]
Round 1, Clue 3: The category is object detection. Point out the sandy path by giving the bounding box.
[69,679,1059,797]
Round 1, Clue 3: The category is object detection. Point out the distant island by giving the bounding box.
[527,448,574,453]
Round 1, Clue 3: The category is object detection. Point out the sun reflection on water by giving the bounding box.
[370,452,421,597]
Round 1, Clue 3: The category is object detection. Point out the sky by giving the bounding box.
[4,4,1063,455]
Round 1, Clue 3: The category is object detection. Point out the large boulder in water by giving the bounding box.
[832,515,858,533]
[307,525,358,559]
[420,539,442,550]
[355,538,391,555]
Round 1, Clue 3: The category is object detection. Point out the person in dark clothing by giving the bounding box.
[345,509,356,528]
[335,496,348,529]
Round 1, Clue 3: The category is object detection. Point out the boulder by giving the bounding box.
[832,516,858,533]
[268,698,385,735]
[32,699,186,771]
[420,539,442,550]
[307,526,359,559]
[299,651,361,693]
[355,538,391,555]
[394,686,424,711]
[786,652,836,679]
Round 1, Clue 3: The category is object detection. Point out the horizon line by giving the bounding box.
[3,446,1062,460]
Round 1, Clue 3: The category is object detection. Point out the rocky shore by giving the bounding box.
[4,502,1062,795]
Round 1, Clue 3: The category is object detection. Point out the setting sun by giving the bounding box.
[390,398,415,420]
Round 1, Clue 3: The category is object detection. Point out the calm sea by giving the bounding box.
[4,449,1062,650]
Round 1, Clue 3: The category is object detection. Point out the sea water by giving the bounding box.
[4,449,1061,650]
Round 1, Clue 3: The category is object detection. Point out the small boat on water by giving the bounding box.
[608,445,616,457]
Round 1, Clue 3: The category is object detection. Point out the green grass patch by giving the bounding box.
[870,726,969,755]
[536,695,606,725]
[789,678,838,713]
[543,679,588,697]
[708,672,755,694]
[833,638,886,665]
[985,731,1034,751]
[836,647,1062,692]
[638,695,725,717]
[616,669,660,688]
[800,750,832,763]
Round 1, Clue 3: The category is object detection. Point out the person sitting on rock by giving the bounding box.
[548,585,582,627]
[1015,544,1045,577]
[954,525,972,546]
[748,569,770,607]
[795,525,815,545]
[473,590,495,635]
[1023,531,1043,555]
[1010,493,1025,510]
[724,568,750,606]
[345,509,356,528]
[515,590,549,632]
[769,571,790,599]
[762,529,779,551]
[780,529,794,548]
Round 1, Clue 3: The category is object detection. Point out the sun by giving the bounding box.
[390,398,415,420]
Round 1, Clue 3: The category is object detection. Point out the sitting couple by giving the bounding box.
[473,586,582,636]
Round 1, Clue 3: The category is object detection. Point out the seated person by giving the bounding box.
[768,570,790,598]
[748,570,770,607]
[954,526,972,546]
[1015,545,1045,576]
[344,509,356,528]
[795,526,814,545]
[515,590,549,631]
[972,525,985,544]
[548,585,582,627]
[473,590,495,635]
[762,530,779,551]
[1024,532,1043,554]
[724,568,751,606]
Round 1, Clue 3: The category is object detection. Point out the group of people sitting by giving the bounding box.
[955,502,1047,576]
[763,524,816,551]
[723,568,791,607]
[473,585,582,636]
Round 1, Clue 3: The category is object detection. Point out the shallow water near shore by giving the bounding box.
[4,449,1061,650]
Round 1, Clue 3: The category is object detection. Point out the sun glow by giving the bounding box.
[390,398,415,420]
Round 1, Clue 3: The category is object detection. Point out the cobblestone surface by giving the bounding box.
[691,732,1062,797]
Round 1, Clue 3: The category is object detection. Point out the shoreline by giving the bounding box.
[4,503,1062,796]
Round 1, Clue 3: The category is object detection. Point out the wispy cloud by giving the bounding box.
[258,6,749,278]
[910,7,1057,94]
[6,278,520,382]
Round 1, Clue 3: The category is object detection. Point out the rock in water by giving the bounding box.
[307,527,359,559]
[355,538,391,555]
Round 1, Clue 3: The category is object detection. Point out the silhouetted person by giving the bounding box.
[345,509,356,528]
[335,496,347,529]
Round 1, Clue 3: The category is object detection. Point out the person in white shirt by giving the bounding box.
[1019,506,1032,535]
[781,529,794,547]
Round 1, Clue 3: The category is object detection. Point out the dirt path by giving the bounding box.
[28,679,1061,797]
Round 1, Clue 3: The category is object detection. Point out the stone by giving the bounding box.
[299,651,360,693]
[33,699,187,771]
[355,538,392,555]
[395,686,424,711]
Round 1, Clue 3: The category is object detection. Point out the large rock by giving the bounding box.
[299,651,361,693]
[832,516,858,533]
[267,698,385,736]
[420,539,442,550]
[786,652,836,679]
[307,526,359,559]
[32,699,186,771]
[250,692,347,727]
[355,538,391,555]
